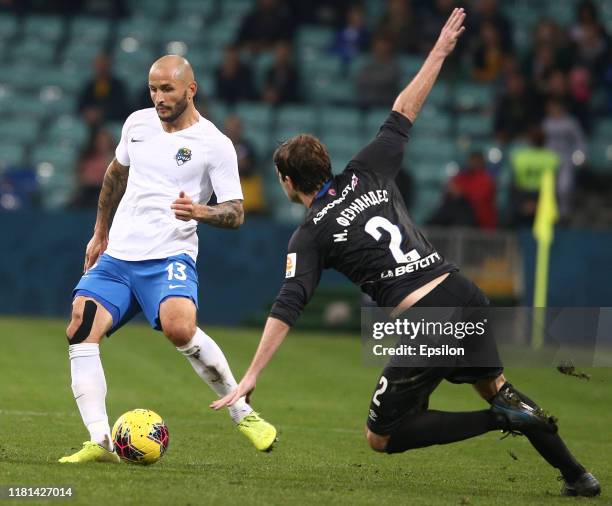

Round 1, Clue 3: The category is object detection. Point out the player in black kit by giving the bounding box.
[213,8,600,497]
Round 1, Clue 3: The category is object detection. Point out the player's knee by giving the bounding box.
[162,320,196,346]
[365,429,389,453]
[66,299,101,343]
[66,312,82,341]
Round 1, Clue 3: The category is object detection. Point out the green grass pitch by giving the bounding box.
[0,317,609,505]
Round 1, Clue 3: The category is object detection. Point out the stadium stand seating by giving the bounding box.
[0,0,611,220]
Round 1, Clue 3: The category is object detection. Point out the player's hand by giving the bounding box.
[432,7,466,58]
[210,374,257,410]
[171,191,197,221]
[83,234,108,273]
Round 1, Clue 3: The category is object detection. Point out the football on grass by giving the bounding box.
[112,409,169,465]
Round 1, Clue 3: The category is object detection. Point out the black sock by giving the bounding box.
[503,384,586,482]
[386,409,505,454]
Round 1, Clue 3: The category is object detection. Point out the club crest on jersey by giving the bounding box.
[175,147,192,166]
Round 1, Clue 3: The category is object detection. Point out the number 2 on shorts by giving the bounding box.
[372,376,388,407]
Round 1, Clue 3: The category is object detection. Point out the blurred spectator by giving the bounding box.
[331,4,370,65]
[571,0,600,35]
[568,66,593,127]
[529,44,560,94]
[494,71,541,143]
[77,54,129,126]
[542,100,587,219]
[215,45,256,104]
[225,115,257,177]
[533,18,571,66]
[527,19,572,90]
[376,0,421,54]
[224,115,266,214]
[569,0,610,84]
[262,41,299,105]
[237,0,294,53]
[570,1,609,44]
[428,152,497,229]
[543,69,589,129]
[572,22,608,76]
[472,20,506,82]
[71,127,115,208]
[354,35,400,108]
[510,127,560,226]
[469,0,512,51]
[569,67,592,104]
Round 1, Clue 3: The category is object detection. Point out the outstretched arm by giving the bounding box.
[84,157,129,271]
[349,9,466,179]
[393,7,466,122]
[211,317,290,409]
[211,228,321,408]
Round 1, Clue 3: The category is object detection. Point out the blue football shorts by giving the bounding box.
[73,253,199,334]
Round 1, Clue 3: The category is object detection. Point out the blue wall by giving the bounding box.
[1,211,611,326]
[519,228,612,306]
[0,211,347,325]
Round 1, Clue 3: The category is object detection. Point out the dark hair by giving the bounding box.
[273,134,332,194]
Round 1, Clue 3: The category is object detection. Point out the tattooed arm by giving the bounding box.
[171,192,244,229]
[83,158,129,271]
[195,199,244,228]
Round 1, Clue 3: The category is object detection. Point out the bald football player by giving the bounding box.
[60,55,276,463]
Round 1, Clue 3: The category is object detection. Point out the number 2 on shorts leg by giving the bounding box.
[372,376,388,407]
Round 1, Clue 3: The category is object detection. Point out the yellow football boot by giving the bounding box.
[238,412,277,452]
[58,441,120,463]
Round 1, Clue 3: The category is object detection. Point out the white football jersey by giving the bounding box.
[105,108,243,262]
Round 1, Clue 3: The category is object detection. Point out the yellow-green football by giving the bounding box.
[111,409,169,465]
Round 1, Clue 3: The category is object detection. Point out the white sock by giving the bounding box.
[69,343,112,451]
[177,328,253,423]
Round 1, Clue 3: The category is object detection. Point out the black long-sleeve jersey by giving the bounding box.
[270,112,458,327]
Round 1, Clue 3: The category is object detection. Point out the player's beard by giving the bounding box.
[158,91,189,123]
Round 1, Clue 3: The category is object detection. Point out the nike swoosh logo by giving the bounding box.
[130,138,144,143]
[169,284,186,289]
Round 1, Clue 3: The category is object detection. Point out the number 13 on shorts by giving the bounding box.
[166,261,187,281]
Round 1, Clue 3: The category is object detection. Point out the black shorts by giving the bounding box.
[366,272,503,435]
